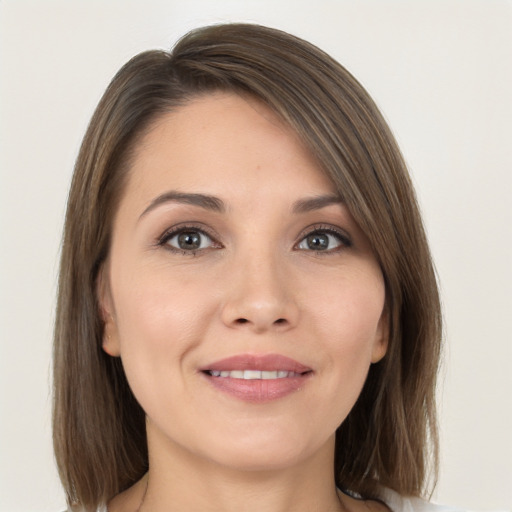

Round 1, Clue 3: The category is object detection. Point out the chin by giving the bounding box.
[208,447,309,473]
[192,425,332,473]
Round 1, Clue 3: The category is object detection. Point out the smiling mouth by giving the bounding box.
[201,354,313,402]
[205,370,308,379]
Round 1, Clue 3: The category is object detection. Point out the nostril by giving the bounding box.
[230,317,290,328]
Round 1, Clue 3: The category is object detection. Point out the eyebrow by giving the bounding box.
[139,191,225,219]
[139,191,343,219]
[292,194,344,213]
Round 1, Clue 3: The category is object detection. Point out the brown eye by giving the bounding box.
[297,230,347,252]
[166,229,213,251]
[304,233,330,250]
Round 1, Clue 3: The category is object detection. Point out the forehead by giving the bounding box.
[122,92,335,207]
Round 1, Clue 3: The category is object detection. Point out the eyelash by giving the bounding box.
[295,224,352,254]
[156,223,352,256]
[157,224,221,256]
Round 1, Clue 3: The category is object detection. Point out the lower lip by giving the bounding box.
[203,373,311,403]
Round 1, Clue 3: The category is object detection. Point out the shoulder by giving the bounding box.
[379,488,473,512]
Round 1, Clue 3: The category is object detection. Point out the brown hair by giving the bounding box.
[53,23,442,511]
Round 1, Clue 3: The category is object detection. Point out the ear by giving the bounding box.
[97,265,121,357]
[371,307,389,364]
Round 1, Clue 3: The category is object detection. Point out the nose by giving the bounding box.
[220,251,299,334]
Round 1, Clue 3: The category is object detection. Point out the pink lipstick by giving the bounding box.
[200,354,313,403]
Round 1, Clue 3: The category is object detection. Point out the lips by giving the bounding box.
[200,354,313,403]
[202,353,312,373]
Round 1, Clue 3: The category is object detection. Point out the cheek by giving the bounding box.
[309,274,385,389]
[311,272,385,345]
[114,264,217,342]
[110,267,219,398]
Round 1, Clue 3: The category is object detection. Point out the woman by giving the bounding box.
[53,23,450,511]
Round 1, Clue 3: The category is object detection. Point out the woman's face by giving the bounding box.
[100,92,387,473]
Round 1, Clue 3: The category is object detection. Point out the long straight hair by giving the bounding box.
[53,23,442,511]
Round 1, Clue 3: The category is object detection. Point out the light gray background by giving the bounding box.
[1,1,511,511]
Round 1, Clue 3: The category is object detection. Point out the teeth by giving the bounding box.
[208,370,302,379]
[243,370,261,379]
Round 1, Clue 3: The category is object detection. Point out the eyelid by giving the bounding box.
[157,223,222,252]
[294,224,352,251]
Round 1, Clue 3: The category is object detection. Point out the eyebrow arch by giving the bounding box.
[139,191,225,219]
[292,194,344,213]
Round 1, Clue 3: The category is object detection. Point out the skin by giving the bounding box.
[100,92,390,512]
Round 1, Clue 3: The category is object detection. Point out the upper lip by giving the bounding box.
[201,354,312,374]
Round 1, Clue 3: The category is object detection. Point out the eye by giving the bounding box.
[296,227,351,252]
[160,226,218,253]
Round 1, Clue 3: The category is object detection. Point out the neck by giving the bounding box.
[137,425,345,512]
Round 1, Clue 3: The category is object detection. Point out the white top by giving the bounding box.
[379,487,468,511]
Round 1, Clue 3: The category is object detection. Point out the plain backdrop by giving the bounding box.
[0,1,511,511]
